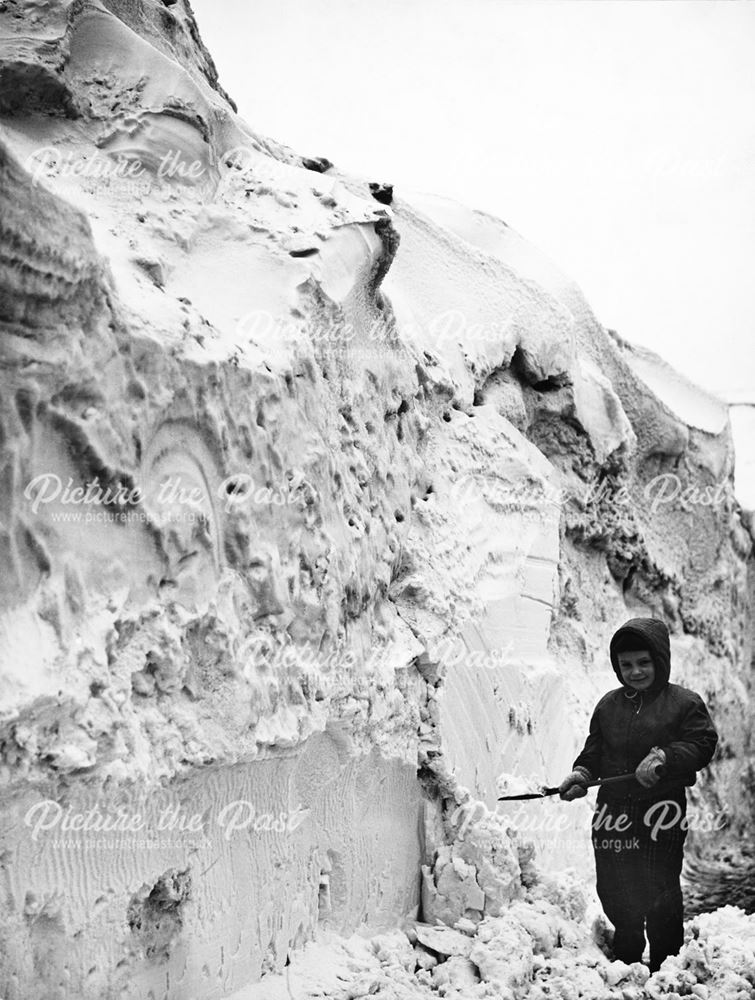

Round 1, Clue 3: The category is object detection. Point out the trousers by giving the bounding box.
[591,792,687,972]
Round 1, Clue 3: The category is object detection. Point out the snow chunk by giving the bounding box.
[413,923,473,958]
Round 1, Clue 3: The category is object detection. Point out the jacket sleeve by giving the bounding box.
[660,692,718,778]
[572,702,603,779]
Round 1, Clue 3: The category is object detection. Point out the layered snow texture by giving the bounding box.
[0,1,754,998]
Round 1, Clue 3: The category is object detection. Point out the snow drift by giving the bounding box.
[0,2,753,998]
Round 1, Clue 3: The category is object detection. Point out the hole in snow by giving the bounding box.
[317,873,331,920]
[317,850,344,924]
[127,867,191,962]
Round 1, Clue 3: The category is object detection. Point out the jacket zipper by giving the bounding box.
[624,692,642,775]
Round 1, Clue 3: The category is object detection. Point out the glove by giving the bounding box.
[558,768,591,801]
[635,747,666,788]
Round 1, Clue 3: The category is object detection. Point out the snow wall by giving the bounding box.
[0,2,753,998]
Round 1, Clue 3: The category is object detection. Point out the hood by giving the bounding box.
[609,617,671,691]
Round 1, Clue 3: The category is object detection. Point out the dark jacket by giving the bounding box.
[572,618,718,803]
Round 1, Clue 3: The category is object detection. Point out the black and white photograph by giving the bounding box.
[0,0,754,997]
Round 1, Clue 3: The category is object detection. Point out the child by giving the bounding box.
[559,617,718,972]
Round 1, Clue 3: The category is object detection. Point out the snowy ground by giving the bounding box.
[228,878,755,1000]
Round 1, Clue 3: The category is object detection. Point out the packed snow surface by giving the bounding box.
[730,405,755,512]
[0,1,753,999]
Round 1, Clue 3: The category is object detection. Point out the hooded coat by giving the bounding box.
[572,618,718,802]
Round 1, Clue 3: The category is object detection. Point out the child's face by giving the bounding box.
[617,649,655,690]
